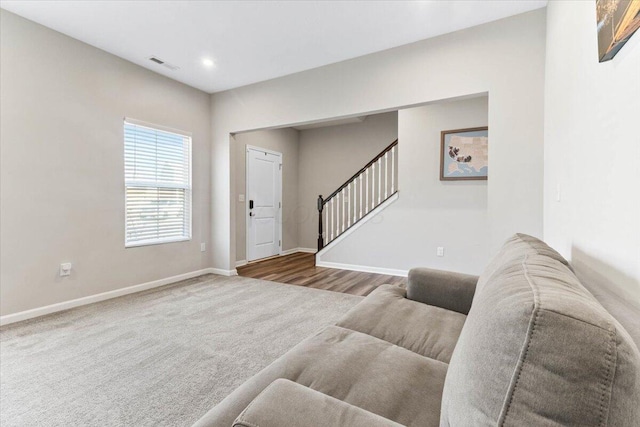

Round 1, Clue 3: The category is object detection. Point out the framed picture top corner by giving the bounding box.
[597,0,640,62]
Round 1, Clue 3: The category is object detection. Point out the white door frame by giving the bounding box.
[245,145,283,262]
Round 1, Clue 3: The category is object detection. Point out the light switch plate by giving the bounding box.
[239,194,245,202]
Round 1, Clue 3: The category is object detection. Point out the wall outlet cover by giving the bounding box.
[59,262,72,276]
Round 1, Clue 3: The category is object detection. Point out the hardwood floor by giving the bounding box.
[237,252,406,296]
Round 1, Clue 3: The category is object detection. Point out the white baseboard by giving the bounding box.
[296,247,317,254]
[210,268,238,276]
[316,260,408,277]
[0,267,234,327]
[282,247,316,255]
[235,260,248,267]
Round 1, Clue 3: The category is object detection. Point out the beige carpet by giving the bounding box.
[0,275,362,426]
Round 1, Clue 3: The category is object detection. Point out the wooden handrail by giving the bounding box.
[323,139,398,205]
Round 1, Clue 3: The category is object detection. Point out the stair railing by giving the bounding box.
[317,139,398,251]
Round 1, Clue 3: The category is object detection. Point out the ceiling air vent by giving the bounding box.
[147,56,180,71]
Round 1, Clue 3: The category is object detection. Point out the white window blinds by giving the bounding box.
[124,120,192,247]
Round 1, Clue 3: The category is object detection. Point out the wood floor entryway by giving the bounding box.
[237,252,406,296]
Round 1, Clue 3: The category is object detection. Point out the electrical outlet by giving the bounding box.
[59,262,72,276]
[239,194,245,202]
[200,243,206,252]
[436,247,444,257]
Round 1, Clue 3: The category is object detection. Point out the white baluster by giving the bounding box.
[352,182,356,224]
[341,189,346,232]
[348,184,352,225]
[371,163,375,211]
[365,169,369,214]
[346,184,350,228]
[327,199,331,242]
[384,152,389,199]
[371,162,375,210]
[378,158,382,204]
[359,174,363,219]
[331,197,336,240]
[324,200,328,243]
[391,146,395,193]
[347,184,353,228]
[336,195,340,237]
[336,197,339,238]
[351,182,355,223]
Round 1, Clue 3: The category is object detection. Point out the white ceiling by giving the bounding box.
[0,1,547,94]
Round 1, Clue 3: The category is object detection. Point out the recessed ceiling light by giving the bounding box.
[202,58,215,68]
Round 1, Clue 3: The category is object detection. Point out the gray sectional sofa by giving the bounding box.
[194,234,640,426]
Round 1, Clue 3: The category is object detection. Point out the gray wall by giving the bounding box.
[1,8,549,316]
[297,112,398,249]
[0,10,212,316]
[216,9,546,271]
[234,128,299,263]
[320,97,489,274]
[544,1,640,299]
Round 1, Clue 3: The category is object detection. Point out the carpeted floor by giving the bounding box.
[0,275,362,426]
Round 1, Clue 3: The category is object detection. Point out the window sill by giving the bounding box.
[125,237,191,248]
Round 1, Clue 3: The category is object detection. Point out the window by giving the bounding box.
[124,119,191,247]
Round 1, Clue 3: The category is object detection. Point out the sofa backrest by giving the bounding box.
[440,234,640,426]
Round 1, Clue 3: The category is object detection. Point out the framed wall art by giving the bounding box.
[440,127,488,181]
[597,0,640,62]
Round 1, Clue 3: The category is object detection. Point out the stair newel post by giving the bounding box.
[317,195,324,251]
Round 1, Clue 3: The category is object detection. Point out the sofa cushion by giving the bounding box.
[406,268,478,314]
[233,379,402,427]
[194,326,448,427]
[476,233,572,293]
[336,284,466,363]
[440,235,640,426]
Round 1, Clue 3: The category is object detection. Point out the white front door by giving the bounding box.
[246,146,282,262]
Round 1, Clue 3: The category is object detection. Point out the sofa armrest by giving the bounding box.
[406,268,478,315]
[233,379,402,427]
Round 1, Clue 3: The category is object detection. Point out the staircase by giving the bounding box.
[317,139,398,251]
